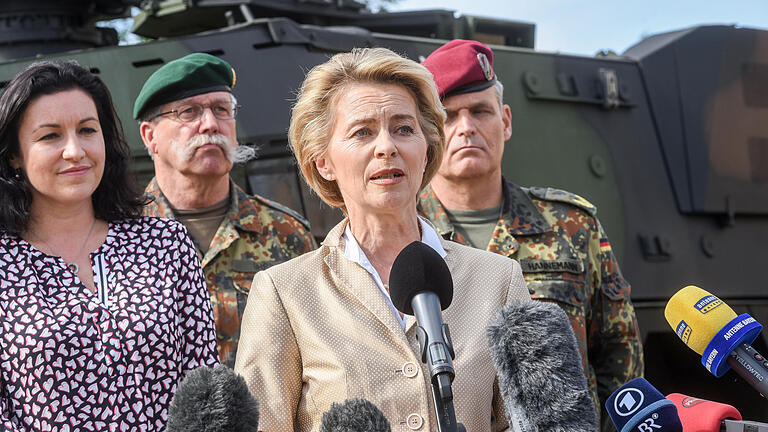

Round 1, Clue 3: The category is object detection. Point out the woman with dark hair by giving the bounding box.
[0,61,218,431]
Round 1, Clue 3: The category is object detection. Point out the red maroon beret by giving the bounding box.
[422,39,496,99]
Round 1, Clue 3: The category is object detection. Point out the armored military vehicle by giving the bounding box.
[1,0,766,420]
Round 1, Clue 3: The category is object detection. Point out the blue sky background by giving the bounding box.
[388,0,768,56]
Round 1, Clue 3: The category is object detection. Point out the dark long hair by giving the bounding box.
[0,60,146,234]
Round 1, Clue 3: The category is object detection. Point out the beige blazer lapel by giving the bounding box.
[322,220,409,340]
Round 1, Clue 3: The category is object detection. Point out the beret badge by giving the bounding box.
[477,53,494,81]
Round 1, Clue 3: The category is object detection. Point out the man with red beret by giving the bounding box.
[418,39,644,430]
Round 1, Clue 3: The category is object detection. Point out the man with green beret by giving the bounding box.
[135,53,317,367]
[418,40,644,431]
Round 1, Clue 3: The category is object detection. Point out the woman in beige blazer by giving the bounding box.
[234,47,530,431]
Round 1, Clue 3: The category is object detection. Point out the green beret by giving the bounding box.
[133,53,236,120]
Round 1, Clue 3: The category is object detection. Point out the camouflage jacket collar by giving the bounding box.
[417,178,551,239]
[499,179,551,235]
[143,178,175,219]
[143,177,260,234]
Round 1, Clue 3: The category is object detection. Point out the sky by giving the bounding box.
[387,0,768,56]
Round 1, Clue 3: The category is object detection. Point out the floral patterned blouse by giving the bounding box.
[0,217,219,431]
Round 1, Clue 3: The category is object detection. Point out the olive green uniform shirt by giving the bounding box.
[443,204,502,250]
[173,197,229,254]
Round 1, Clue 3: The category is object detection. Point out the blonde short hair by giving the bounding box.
[289,47,446,212]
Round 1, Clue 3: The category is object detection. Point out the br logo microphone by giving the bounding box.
[614,386,644,417]
[605,377,682,432]
[613,388,663,431]
[665,285,768,397]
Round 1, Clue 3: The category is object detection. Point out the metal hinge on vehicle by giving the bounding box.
[598,68,620,109]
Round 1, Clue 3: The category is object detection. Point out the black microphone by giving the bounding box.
[165,364,259,432]
[389,241,459,432]
[320,398,392,432]
[486,300,598,432]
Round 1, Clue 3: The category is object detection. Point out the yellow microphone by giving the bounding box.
[664,285,737,355]
[665,286,768,398]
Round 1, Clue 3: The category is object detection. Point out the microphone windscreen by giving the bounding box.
[486,300,598,432]
[666,393,741,432]
[166,364,259,432]
[664,285,762,376]
[664,285,736,355]
[389,241,453,315]
[605,378,682,432]
[319,398,392,432]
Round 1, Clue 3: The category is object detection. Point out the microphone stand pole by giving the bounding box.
[414,319,463,432]
[411,293,466,431]
[429,372,462,432]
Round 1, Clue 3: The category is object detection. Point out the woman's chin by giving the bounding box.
[357,192,417,216]
[32,187,97,210]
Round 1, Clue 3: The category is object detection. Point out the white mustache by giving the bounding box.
[177,134,256,164]
[184,134,231,161]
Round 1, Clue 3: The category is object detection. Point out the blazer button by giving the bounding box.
[402,361,419,378]
[406,413,424,430]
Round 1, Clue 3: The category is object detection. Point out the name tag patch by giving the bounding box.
[519,258,584,274]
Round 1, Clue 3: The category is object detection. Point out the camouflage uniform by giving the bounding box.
[418,179,643,429]
[143,178,317,367]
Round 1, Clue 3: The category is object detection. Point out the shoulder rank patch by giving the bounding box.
[254,194,312,230]
[528,186,597,216]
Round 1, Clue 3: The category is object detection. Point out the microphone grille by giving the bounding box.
[389,241,453,315]
[487,300,599,431]
[166,364,259,432]
[664,285,736,355]
[320,398,392,432]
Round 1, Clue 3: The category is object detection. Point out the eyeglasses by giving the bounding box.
[151,102,241,122]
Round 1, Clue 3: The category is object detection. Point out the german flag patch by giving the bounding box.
[600,240,611,253]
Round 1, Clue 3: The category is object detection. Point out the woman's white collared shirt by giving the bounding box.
[342,217,447,330]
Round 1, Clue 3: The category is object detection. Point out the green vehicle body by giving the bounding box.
[2,0,767,419]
